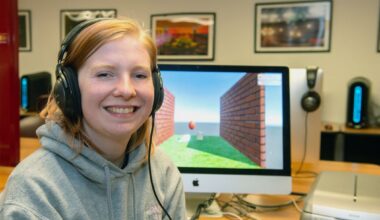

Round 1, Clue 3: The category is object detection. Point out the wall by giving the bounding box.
[220,73,266,166]
[18,0,380,124]
[155,88,175,146]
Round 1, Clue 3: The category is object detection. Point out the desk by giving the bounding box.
[1,138,380,219]
[199,161,380,220]
[19,108,37,118]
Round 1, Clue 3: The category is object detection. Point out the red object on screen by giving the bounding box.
[188,121,196,130]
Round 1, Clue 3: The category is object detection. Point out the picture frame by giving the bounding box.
[18,10,32,52]
[254,1,332,53]
[378,8,380,52]
[60,9,117,42]
[150,13,216,61]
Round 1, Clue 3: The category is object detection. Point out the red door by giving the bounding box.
[0,0,20,166]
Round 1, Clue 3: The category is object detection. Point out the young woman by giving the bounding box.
[0,18,186,220]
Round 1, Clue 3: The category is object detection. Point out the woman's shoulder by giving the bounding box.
[0,149,75,220]
[6,148,71,192]
[12,148,58,176]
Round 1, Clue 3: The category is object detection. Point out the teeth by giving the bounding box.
[107,107,134,114]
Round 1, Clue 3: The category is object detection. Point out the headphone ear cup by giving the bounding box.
[54,65,82,123]
[301,91,321,112]
[152,68,164,114]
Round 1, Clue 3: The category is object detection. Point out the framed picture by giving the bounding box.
[378,9,380,52]
[60,9,117,41]
[18,10,32,52]
[254,1,332,53]
[151,13,216,61]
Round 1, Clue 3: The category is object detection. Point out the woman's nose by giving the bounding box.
[113,76,137,98]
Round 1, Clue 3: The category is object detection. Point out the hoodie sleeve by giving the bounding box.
[0,202,50,220]
[0,173,58,220]
[0,149,66,220]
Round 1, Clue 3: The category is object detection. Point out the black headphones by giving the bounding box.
[54,18,164,124]
[301,66,321,112]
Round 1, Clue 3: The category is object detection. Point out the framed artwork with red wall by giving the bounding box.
[151,13,216,61]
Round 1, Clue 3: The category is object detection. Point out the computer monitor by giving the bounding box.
[155,64,292,194]
[20,71,52,112]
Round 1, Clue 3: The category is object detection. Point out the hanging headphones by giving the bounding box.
[301,66,321,112]
[54,18,164,124]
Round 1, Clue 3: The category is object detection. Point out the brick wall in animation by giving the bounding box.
[155,88,175,146]
[220,73,266,167]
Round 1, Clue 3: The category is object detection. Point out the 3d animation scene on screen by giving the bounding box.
[154,71,283,170]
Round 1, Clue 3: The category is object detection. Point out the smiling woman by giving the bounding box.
[0,18,186,220]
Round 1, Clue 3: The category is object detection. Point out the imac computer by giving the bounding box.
[155,64,292,195]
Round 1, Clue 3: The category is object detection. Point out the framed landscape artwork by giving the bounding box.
[151,13,216,61]
[255,1,332,53]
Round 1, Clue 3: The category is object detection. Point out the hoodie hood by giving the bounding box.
[36,121,147,185]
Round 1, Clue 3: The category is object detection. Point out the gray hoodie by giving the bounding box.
[0,122,187,220]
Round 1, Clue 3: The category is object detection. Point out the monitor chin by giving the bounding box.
[182,173,292,195]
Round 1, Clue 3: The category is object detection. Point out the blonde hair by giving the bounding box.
[40,18,157,158]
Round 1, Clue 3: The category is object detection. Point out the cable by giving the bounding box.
[215,194,305,218]
[216,194,305,218]
[190,193,217,220]
[295,112,309,175]
[290,197,303,213]
[222,212,243,220]
[291,191,307,196]
[294,112,317,178]
[216,196,258,220]
[148,113,172,220]
[234,194,304,210]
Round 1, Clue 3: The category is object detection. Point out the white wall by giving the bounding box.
[18,0,380,124]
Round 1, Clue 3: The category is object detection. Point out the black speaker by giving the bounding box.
[20,71,52,112]
[54,18,164,124]
[301,66,321,112]
[346,77,370,128]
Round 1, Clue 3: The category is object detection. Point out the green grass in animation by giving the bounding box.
[159,135,261,169]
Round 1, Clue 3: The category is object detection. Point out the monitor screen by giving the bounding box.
[156,64,291,194]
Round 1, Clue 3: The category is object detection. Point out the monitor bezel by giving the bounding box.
[158,64,291,177]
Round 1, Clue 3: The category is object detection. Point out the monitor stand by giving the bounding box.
[185,192,223,219]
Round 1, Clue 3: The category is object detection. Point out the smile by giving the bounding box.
[105,106,135,114]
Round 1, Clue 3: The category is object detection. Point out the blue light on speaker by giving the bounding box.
[21,77,28,109]
[352,85,362,124]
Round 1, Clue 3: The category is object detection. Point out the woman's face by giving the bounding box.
[78,36,154,144]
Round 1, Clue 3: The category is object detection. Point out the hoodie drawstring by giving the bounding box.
[104,165,114,220]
